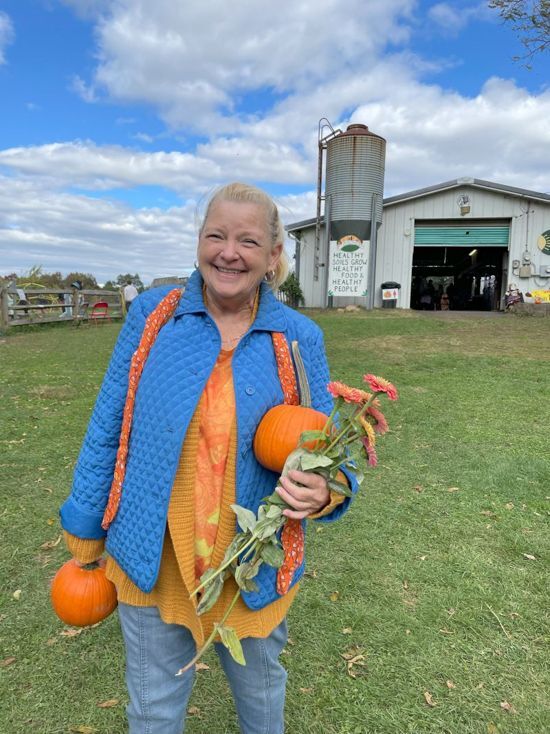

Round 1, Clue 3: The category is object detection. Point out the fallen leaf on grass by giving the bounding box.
[423,691,436,707]
[46,518,55,526]
[97,699,119,708]
[509,612,520,619]
[500,700,517,714]
[522,553,536,561]
[187,706,201,716]
[341,646,367,678]
[304,569,318,579]
[70,727,96,734]
[402,579,409,590]
[487,723,498,734]
[419,555,427,561]
[439,628,454,635]
[505,502,514,510]
[60,628,84,637]
[12,589,21,601]
[46,638,57,646]
[446,680,456,689]
[329,591,340,602]
[481,510,496,518]
[0,657,16,667]
[195,662,210,671]
[40,535,62,550]
[413,485,424,493]
[299,687,313,694]
[342,627,353,635]
[315,526,324,533]
[447,487,460,493]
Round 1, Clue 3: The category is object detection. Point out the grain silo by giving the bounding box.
[314,121,386,308]
[325,123,386,242]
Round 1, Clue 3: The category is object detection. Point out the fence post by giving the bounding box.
[0,288,9,330]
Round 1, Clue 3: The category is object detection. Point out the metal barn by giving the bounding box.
[287,178,550,310]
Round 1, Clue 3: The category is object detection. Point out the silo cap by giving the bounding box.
[341,124,386,142]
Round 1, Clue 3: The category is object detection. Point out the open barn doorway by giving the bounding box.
[411,246,507,311]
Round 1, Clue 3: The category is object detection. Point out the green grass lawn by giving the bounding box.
[1,312,548,734]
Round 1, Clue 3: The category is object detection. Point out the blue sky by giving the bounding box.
[0,0,549,283]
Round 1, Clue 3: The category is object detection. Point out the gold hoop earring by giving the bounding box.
[265,270,275,283]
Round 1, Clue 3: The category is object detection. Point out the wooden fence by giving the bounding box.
[0,286,124,329]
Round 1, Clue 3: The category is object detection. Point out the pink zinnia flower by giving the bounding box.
[366,406,389,435]
[363,374,398,401]
[328,381,373,405]
[361,436,378,466]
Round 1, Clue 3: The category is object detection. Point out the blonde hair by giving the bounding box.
[199,182,289,290]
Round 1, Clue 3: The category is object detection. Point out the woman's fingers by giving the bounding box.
[276,471,330,517]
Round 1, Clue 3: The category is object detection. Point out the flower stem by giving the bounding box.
[176,586,242,676]
[190,534,257,598]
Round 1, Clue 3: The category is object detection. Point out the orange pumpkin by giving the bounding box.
[50,559,117,627]
[253,404,328,473]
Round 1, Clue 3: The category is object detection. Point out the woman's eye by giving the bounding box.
[243,239,258,246]
[208,233,222,239]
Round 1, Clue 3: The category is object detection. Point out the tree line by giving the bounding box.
[1,266,144,292]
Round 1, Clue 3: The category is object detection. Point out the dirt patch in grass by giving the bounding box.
[29,385,77,400]
[349,319,550,361]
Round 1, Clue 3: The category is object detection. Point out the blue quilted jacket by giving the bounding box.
[60,270,358,609]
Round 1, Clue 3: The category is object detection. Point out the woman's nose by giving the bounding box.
[220,239,239,260]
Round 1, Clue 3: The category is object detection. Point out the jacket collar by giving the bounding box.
[174,268,287,332]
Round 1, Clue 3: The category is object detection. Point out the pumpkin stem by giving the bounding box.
[291,341,311,408]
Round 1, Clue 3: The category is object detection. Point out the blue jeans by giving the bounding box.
[118,603,288,734]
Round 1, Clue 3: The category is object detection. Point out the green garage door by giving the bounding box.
[415,226,509,247]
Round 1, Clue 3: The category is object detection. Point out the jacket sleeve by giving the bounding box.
[59,297,148,539]
[301,325,359,523]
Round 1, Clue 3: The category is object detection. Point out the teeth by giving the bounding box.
[217,267,242,274]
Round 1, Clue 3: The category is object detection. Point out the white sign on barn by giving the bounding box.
[328,236,369,297]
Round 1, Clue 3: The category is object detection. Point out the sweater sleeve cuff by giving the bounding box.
[308,471,347,519]
[63,531,105,564]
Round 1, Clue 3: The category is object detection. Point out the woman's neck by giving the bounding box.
[203,286,257,323]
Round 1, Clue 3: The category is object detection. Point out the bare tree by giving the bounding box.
[488,0,550,63]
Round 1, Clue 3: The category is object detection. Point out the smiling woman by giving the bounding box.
[59,181,358,734]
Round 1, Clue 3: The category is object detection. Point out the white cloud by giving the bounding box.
[73,0,415,129]
[428,2,491,36]
[0,175,199,283]
[0,11,15,64]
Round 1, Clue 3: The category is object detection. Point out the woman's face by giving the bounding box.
[198,199,282,308]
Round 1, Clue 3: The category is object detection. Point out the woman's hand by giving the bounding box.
[276,470,330,520]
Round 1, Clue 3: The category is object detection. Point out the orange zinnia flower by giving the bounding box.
[327,381,373,405]
[363,374,398,401]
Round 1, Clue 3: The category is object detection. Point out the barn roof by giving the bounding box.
[286,177,550,233]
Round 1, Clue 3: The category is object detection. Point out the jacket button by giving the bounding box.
[245,386,255,395]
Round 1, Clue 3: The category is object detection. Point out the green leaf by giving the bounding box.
[327,477,353,498]
[218,625,246,666]
[260,542,285,568]
[230,504,258,533]
[281,448,307,476]
[234,561,260,591]
[265,504,283,519]
[300,452,334,472]
[254,515,284,541]
[299,430,328,444]
[196,572,226,615]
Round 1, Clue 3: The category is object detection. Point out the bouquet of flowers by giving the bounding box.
[176,373,398,675]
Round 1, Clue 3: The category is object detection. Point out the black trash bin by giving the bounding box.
[381,281,401,309]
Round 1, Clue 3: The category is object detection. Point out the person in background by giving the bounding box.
[59,182,358,734]
[123,280,139,313]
